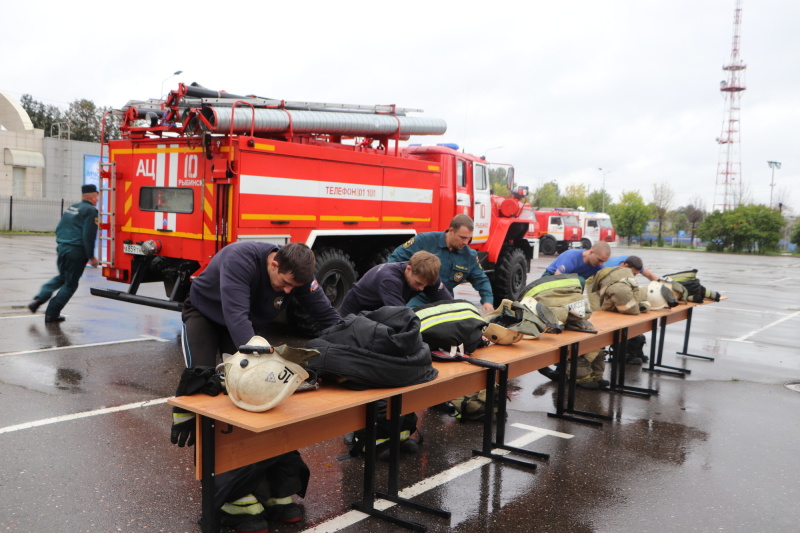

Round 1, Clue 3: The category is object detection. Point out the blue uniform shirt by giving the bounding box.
[544,249,603,280]
[604,256,645,271]
[387,231,493,305]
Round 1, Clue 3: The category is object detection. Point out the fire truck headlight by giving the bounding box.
[141,240,162,256]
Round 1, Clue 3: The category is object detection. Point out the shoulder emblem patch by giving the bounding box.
[274,296,285,309]
[453,271,465,283]
[402,238,415,248]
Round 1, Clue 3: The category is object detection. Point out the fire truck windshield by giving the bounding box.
[562,215,579,226]
[598,218,614,228]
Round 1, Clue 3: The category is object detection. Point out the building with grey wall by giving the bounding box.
[1,91,100,200]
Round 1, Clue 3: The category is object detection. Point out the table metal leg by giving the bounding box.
[351,401,429,530]
[677,307,715,360]
[473,366,537,468]
[376,396,450,520]
[643,315,691,377]
[610,328,656,397]
[490,366,549,464]
[548,342,607,426]
[199,416,218,533]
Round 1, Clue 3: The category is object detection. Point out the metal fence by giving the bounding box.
[0,196,80,232]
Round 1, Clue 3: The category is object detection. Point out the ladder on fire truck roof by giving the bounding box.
[119,83,447,139]
[121,96,423,117]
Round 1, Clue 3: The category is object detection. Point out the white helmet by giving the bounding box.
[222,336,309,412]
[645,281,678,310]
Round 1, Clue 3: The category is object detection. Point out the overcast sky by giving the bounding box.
[4,0,797,214]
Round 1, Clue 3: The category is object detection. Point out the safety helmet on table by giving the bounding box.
[644,281,678,310]
[222,336,309,413]
[483,323,524,345]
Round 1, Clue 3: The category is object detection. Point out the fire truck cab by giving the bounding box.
[531,209,583,256]
[571,210,617,249]
[91,84,535,312]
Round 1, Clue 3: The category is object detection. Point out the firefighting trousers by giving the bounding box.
[36,244,88,317]
[215,451,311,510]
[180,297,237,368]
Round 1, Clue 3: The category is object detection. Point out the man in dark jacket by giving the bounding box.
[339,250,452,317]
[180,240,341,368]
[388,214,495,312]
[28,184,99,323]
[174,241,341,531]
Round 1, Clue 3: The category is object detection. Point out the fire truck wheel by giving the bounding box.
[540,236,557,256]
[314,248,358,309]
[356,247,394,278]
[581,238,592,249]
[491,248,528,307]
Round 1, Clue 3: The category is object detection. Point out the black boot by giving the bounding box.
[28,297,45,313]
[538,366,561,382]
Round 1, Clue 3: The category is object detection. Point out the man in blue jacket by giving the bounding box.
[388,214,494,312]
[28,184,99,323]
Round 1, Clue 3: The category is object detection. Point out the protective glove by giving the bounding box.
[171,406,195,447]
[175,366,224,397]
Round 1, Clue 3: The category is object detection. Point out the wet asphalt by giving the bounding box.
[1,234,798,533]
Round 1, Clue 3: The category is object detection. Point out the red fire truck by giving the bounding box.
[91,83,535,311]
[569,209,617,249]
[530,208,583,256]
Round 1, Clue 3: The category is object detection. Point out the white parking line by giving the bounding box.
[301,423,573,533]
[724,310,800,342]
[0,335,171,358]
[0,397,170,435]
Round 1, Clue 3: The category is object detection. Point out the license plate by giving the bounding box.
[123,243,144,255]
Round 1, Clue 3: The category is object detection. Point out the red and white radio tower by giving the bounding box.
[714,0,746,211]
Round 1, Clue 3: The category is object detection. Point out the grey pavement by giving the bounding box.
[1,235,798,533]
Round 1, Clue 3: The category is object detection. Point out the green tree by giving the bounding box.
[586,189,612,212]
[671,212,690,235]
[698,205,785,253]
[65,99,103,142]
[489,167,510,197]
[791,222,800,250]
[560,184,589,209]
[608,191,651,245]
[684,197,706,248]
[531,181,560,208]
[651,182,674,247]
[19,94,64,136]
[19,94,120,142]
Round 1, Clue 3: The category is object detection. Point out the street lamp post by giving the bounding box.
[598,168,611,212]
[767,161,781,208]
[161,70,183,99]
[483,146,505,160]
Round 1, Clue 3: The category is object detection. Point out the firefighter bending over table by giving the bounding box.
[387,214,495,312]
[339,250,452,317]
[172,241,341,533]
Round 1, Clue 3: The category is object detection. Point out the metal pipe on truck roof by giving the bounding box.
[197,107,447,136]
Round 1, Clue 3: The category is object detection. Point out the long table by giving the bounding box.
[169,301,709,532]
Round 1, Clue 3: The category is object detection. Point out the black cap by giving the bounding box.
[82,184,98,194]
